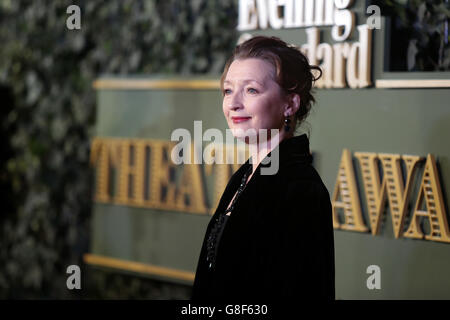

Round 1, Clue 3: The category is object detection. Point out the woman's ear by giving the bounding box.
[286,93,301,115]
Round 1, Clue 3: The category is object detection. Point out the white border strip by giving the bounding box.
[93,79,221,90]
[375,79,450,88]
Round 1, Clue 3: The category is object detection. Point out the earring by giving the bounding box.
[284,116,291,132]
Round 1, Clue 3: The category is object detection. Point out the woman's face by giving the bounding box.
[222,58,288,142]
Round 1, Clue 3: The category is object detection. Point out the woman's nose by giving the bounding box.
[227,92,243,110]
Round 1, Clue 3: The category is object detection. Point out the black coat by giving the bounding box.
[191,134,335,301]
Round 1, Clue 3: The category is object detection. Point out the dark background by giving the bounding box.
[0,0,237,299]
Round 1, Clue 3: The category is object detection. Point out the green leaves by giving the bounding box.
[0,0,238,298]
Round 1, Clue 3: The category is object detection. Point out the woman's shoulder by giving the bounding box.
[255,162,331,213]
[276,161,328,191]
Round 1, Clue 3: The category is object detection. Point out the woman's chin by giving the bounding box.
[229,127,259,143]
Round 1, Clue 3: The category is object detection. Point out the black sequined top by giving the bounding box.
[205,165,253,271]
[205,212,229,271]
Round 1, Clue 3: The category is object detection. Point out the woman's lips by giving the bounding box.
[232,117,251,123]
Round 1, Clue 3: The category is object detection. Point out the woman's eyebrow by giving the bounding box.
[223,79,264,86]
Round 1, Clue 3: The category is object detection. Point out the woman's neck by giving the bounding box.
[248,130,293,174]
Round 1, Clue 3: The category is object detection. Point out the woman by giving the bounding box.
[191,36,335,301]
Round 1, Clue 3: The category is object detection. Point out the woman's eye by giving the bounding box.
[247,88,258,94]
[223,89,231,95]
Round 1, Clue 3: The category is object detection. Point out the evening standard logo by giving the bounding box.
[237,0,382,89]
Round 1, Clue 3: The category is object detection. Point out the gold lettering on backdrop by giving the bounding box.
[403,155,450,243]
[148,140,177,207]
[90,138,121,202]
[116,140,146,205]
[90,137,238,215]
[177,144,209,213]
[354,153,422,238]
[334,150,450,244]
[332,149,368,232]
[91,139,450,243]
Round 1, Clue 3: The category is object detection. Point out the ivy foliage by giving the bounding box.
[0,0,237,298]
[373,0,450,71]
